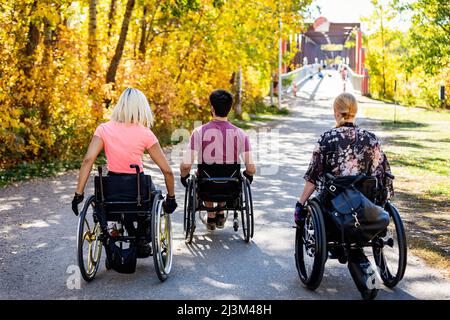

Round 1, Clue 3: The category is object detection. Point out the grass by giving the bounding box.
[361,102,450,272]
[230,104,290,129]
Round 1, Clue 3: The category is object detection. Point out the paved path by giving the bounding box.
[1,70,449,300]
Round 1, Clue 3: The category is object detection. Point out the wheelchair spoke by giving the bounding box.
[78,196,103,282]
[302,216,316,273]
[153,198,173,280]
[84,222,102,274]
[379,224,399,278]
[372,202,407,288]
[84,219,91,234]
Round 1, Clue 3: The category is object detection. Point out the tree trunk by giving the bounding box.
[270,72,275,106]
[235,67,243,117]
[21,1,40,78]
[138,4,148,60]
[105,0,136,85]
[380,9,386,98]
[43,18,55,65]
[107,0,117,38]
[144,3,161,46]
[88,0,98,78]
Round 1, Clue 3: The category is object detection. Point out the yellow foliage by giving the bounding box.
[0,0,310,168]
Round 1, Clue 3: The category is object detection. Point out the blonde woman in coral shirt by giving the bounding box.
[72,88,176,216]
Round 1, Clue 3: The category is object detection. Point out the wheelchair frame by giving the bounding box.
[294,174,407,300]
[76,165,173,283]
[183,164,254,244]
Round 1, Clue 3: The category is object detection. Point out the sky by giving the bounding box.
[307,0,412,33]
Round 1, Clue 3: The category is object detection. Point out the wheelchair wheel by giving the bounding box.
[294,198,327,290]
[151,193,173,282]
[183,179,189,232]
[241,178,253,243]
[247,180,254,238]
[77,195,103,282]
[184,177,196,244]
[372,201,407,288]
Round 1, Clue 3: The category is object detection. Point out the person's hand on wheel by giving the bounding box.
[180,175,189,188]
[72,192,84,216]
[163,194,177,214]
[243,170,253,184]
[294,201,308,226]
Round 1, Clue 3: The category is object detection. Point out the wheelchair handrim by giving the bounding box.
[294,199,327,290]
[247,180,254,238]
[241,179,251,242]
[155,200,172,275]
[373,202,407,287]
[185,178,196,243]
[300,215,316,278]
[77,196,102,280]
[183,181,189,232]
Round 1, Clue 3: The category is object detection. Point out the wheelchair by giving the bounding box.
[76,164,173,283]
[183,163,254,243]
[294,173,407,300]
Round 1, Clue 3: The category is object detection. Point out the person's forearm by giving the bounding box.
[76,159,94,194]
[164,172,175,196]
[299,181,316,205]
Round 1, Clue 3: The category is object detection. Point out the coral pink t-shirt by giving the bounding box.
[94,121,158,173]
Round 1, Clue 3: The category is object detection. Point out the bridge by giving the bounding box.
[275,16,369,98]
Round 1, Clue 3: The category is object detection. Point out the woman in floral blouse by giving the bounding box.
[295,92,393,218]
[294,92,393,271]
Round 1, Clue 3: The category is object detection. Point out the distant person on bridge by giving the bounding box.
[340,66,348,92]
[293,92,394,290]
[180,89,256,231]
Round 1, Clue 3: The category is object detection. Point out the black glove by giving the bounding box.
[180,175,189,188]
[163,194,177,214]
[72,192,84,216]
[243,170,253,184]
[294,201,308,226]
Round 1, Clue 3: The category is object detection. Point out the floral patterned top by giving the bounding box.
[304,123,393,197]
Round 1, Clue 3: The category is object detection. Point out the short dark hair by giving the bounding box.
[209,89,233,117]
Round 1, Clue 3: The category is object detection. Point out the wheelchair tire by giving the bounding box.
[185,177,196,244]
[361,288,378,300]
[183,178,189,232]
[372,201,407,288]
[247,180,255,238]
[77,195,103,282]
[151,192,173,282]
[241,178,253,243]
[294,198,327,290]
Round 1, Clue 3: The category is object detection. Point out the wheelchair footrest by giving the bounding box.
[203,205,227,212]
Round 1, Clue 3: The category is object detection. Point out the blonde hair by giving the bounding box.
[111,88,154,127]
[333,92,358,127]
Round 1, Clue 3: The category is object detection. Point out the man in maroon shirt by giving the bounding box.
[180,89,256,230]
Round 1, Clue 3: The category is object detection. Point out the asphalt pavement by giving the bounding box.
[1,70,449,299]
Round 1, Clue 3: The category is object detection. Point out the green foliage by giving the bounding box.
[363,0,449,108]
[402,0,450,75]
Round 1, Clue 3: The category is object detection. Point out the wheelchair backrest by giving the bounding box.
[94,174,152,210]
[197,163,242,201]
